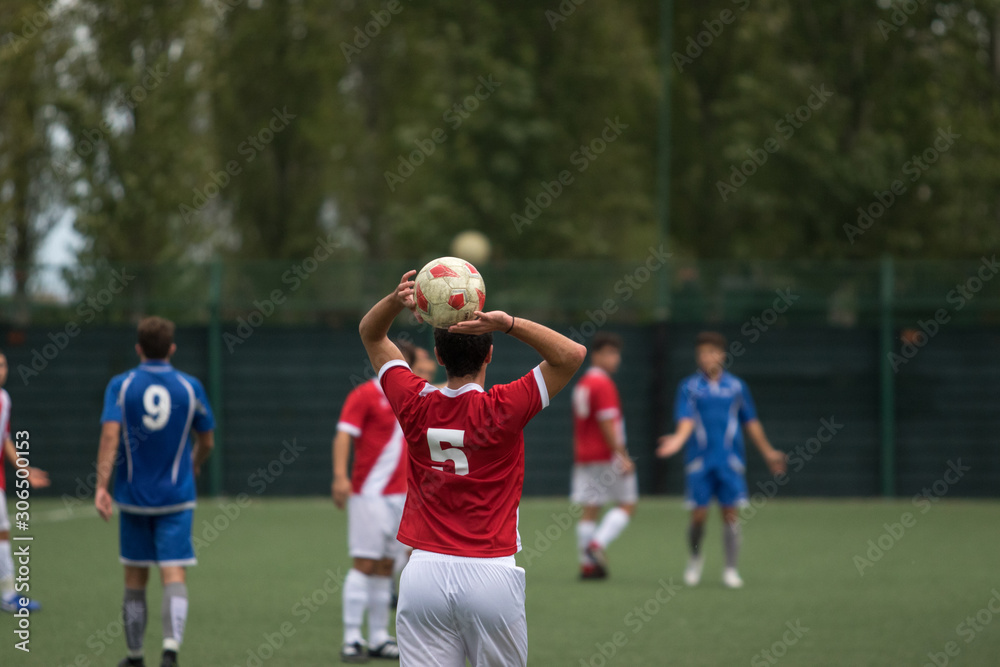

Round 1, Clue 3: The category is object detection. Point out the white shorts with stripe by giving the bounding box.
[347,493,406,560]
[571,462,639,506]
[397,549,527,667]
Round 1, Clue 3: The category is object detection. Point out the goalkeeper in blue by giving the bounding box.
[94,317,215,667]
[657,331,785,588]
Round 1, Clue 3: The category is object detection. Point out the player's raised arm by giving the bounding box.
[745,420,786,475]
[657,418,694,458]
[359,271,416,373]
[448,311,586,398]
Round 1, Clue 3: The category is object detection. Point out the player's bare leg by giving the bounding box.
[684,507,708,586]
[589,502,635,574]
[120,566,150,667]
[720,506,744,588]
[577,505,603,578]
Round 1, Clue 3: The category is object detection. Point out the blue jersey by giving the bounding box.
[674,371,757,472]
[101,360,215,514]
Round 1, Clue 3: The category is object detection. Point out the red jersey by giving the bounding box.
[0,389,9,491]
[336,379,407,496]
[572,367,623,464]
[379,359,549,558]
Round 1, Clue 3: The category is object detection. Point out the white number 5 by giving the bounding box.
[142,385,172,431]
[427,428,469,476]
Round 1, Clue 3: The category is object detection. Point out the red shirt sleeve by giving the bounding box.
[336,385,369,437]
[487,365,548,433]
[378,360,427,426]
[591,375,621,422]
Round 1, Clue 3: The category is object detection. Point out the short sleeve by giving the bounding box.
[101,377,124,424]
[592,376,621,422]
[379,360,428,426]
[738,381,758,424]
[191,378,216,433]
[337,386,369,437]
[489,365,548,433]
[674,380,695,422]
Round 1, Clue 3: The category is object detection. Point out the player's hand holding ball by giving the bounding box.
[447,310,513,335]
[394,270,419,319]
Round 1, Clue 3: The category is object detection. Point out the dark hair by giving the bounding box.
[695,331,727,351]
[433,329,492,378]
[138,316,175,359]
[590,332,623,352]
[395,338,418,366]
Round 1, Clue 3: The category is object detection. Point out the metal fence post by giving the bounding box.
[208,259,225,497]
[879,256,895,497]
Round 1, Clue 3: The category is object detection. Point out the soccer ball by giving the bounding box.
[414,257,486,328]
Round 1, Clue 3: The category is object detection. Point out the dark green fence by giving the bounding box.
[2,258,999,500]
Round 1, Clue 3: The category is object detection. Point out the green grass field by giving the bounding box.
[4,497,999,666]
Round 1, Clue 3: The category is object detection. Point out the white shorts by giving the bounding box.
[347,494,405,560]
[0,493,9,532]
[397,550,527,667]
[571,462,639,507]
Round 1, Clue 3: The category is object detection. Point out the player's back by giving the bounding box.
[105,360,212,512]
[380,361,548,558]
[572,367,621,463]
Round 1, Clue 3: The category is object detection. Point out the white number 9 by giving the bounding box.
[427,428,469,476]
[142,385,172,431]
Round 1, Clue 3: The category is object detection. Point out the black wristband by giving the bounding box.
[505,316,516,334]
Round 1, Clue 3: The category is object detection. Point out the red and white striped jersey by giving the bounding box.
[337,379,407,496]
[379,359,548,558]
[572,367,623,464]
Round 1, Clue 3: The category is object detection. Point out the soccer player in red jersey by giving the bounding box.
[332,340,433,662]
[570,333,637,579]
[359,271,586,666]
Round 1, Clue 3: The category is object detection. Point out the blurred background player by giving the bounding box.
[331,338,433,662]
[656,331,785,589]
[94,317,215,667]
[571,333,637,579]
[360,271,585,667]
[0,350,50,613]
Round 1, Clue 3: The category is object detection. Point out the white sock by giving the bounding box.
[0,541,14,600]
[367,575,392,647]
[576,520,597,565]
[342,569,368,645]
[593,507,630,549]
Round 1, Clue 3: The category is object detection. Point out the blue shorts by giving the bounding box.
[685,459,748,509]
[119,509,196,567]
